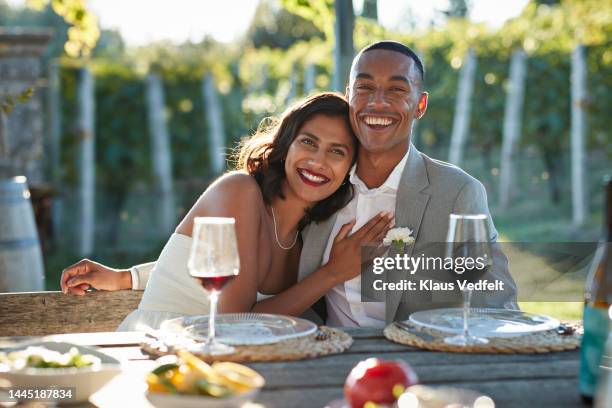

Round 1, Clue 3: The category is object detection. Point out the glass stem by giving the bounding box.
[208,291,218,344]
[462,289,473,338]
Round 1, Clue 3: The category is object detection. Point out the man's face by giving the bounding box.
[347,49,428,154]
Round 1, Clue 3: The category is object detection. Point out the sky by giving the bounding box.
[5,0,530,46]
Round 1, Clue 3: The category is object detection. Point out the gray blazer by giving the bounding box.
[298,144,518,324]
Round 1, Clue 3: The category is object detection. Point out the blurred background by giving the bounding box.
[0,0,609,319]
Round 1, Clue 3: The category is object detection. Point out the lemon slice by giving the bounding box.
[177,351,221,382]
[212,362,265,393]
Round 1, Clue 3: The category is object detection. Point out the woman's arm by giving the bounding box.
[129,262,156,290]
[61,259,133,295]
[250,212,394,316]
[250,263,337,316]
[61,257,155,294]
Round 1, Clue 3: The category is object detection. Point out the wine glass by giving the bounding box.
[187,217,240,355]
[444,214,493,345]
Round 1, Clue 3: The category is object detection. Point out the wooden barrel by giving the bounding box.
[0,176,45,292]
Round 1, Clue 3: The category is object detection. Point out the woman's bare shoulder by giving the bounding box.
[176,171,264,235]
[207,171,263,202]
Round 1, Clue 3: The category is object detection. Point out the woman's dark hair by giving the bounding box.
[236,92,357,227]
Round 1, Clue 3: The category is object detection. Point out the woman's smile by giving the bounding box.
[297,168,331,186]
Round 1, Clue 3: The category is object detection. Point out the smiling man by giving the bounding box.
[297,41,517,327]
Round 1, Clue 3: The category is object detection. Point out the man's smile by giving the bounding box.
[360,114,398,131]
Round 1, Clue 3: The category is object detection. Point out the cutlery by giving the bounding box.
[556,323,576,336]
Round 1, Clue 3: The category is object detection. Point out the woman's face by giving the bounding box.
[283,113,355,206]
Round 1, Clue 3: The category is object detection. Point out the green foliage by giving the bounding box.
[442,0,471,18]
[246,0,323,49]
[361,0,378,21]
[92,63,151,192]
[279,0,334,39]
[27,0,100,57]
[0,88,34,114]
[9,0,605,198]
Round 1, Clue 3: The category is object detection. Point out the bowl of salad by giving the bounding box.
[145,350,265,408]
[0,341,121,403]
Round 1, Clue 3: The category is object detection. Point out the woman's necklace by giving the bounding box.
[270,206,298,250]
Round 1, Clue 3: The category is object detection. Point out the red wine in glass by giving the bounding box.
[187,217,240,355]
[197,275,236,292]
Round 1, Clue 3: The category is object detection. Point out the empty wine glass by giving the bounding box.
[444,214,492,345]
[187,217,240,355]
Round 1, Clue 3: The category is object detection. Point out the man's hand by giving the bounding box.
[326,212,394,285]
[60,259,132,295]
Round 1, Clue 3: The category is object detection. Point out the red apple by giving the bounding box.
[344,358,419,408]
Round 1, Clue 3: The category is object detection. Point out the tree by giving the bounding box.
[361,0,377,21]
[272,0,356,93]
[441,0,470,18]
[246,0,323,49]
[27,0,100,58]
[333,0,355,92]
[279,0,335,40]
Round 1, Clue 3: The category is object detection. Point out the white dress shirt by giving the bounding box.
[323,148,410,327]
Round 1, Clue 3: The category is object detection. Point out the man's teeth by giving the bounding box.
[364,116,393,126]
[300,170,327,183]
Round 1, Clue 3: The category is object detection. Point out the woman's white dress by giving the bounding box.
[117,233,209,330]
[117,233,273,330]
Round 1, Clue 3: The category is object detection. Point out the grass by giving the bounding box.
[519,302,583,322]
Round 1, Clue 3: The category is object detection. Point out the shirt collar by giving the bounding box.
[349,145,410,194]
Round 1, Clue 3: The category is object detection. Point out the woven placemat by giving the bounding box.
[384,321,582,354]
[141,326,353,362]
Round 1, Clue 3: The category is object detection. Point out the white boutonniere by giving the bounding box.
[383,227,415,252]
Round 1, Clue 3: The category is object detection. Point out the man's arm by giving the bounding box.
[452,179,518,309]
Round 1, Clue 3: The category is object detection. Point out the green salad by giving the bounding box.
[0,346,101,370]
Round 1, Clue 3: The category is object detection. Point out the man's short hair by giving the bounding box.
[357,40,425,82]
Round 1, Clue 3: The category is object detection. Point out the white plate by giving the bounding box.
[160,313,317,345]
[409,308,560,338]
[0,341,121,403]
[146,388,259,408]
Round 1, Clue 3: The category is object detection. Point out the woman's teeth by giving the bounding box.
[298,169,328,184]
[363,116,393,126]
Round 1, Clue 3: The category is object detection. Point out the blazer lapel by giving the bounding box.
[385,144,431,322]
[298,213,338,282]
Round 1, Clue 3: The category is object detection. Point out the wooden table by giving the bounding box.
[0,328,584,408]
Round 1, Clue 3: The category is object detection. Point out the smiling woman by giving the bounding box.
[238,93,357,227]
